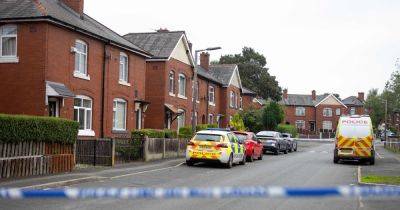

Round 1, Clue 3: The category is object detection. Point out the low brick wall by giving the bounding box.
[144,138,187,161]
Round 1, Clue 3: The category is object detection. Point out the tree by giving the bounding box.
[240,108,264,133]
[218,47,282,101]
[229,114,246,131]
[262,102,284,130]
[364,89,385,129]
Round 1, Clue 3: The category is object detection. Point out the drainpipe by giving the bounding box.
[206,81,210,124]
[101,42,109,138]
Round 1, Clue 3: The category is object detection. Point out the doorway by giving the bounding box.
[48,98,59,117]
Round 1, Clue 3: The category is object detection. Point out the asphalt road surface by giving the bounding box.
[2,142,399,210]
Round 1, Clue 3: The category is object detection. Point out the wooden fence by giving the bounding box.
[385,136,400,152]
[144,138,188,161]
[75,139,114,166]
[0,142,74,179]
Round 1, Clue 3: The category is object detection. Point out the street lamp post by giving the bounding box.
[384,99,388,141]
[191,47,221,133]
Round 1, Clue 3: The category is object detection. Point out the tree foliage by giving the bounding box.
[240,108,264,133]
[218,47,282,101]
[229,114,246,131]
[364,89,385,129]
[262,102,284,130]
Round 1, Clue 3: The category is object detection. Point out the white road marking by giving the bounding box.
[19,176,105,190]
[357,166,362,184]
[110,162,185,179]
[376,151,384,159]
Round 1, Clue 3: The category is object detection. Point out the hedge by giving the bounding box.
[163,129,178,138]
[178,126,193,138]
[195,124,218,131]
[276,124,298,138]
[0,114,79,144]
[132,129,165,138]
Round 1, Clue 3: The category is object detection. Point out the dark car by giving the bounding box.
[256,131,289,155]
[281,133,297,152]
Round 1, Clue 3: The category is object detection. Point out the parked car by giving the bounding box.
[186,130,246,168]
[281,133,297,152]
[380,130,396,141]
[256,131,289,155]
[233,131,263,162]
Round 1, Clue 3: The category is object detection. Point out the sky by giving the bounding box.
[85,0,400,98]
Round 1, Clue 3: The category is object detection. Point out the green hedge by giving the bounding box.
[276,124,298,138]
[195,124,218,131]
[116,138,142,160]
[163,129,178,138]
[0,114,79,144]
[132,129,165,138]
[178,126,194,138]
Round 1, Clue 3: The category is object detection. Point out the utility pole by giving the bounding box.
[191,47,221,133]
[384,99,388,141]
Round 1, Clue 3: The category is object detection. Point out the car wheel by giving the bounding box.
[294,144,297,152]
[240,154,246,165]
[274,149,279,155]
[248,151,254,162]
[369,151,375,165]
[186,160,194,166]
[283,146,288,154]
[225,154,233,168]
[333,149,339,164]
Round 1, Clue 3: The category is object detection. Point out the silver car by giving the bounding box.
[281,133,297,152]
[256,131,289,155]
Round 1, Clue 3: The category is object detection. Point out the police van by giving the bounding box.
[334,115,375,165]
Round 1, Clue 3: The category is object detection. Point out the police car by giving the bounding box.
[185,130,246,168]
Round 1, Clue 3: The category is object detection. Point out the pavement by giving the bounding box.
[1,141,399,210]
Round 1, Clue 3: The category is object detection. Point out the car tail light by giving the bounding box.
[188,141,196,146]
[216,143,228,148]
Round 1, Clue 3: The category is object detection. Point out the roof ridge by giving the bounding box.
[33,0,48,15]
[124,31,185,36]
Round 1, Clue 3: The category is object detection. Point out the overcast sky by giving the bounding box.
[86,0,400,98]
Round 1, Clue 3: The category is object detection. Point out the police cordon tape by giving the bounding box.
[1,186,400,199]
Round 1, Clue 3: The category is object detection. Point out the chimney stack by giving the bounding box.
[61,0,84,15]
[311,90,316,100]
[200,52,210,71]
[283,89,288,99]
[156,28,169,32]
[358,92,365,101]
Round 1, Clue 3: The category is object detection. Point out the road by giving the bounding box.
[2,141,399,210]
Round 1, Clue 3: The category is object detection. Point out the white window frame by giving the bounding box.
[295,120,305,129]
[322,121,333,130]
[168,71,175,96]
[295,107,306,116]
[119,52,130,86]
[336,108,341,116]
[208,114,214,124]
[177,109,185,129]
[113,98,127,131]
[74,95,94,136]
[73,40,90,80]
[323,108,333,117]
[230,91,235,108]
[178,73,187,99]
[350,107,356,115]
[239,96,243,110]
[0,25,18,63]
[208,86,215,106]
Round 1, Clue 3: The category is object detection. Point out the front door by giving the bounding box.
[310,121,316,132]
[48,98,59,117]
[136,107,142,129]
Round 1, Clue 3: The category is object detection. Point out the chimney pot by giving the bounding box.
[312,90,316,100]
[200,52,210,71]
[61,0,84,15]
[358,92,365,101]
[283,89,288,99]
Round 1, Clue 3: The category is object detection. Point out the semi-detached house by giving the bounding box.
[0,0,152,138]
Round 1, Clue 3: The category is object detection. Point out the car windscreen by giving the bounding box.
[340,119,371,138]
[193,134,222,142]
[257,131,275,137]
[234,133,247,143]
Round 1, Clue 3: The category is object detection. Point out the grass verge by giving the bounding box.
[361,175,400,185]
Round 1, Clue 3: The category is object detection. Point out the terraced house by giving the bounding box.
[0,0,152,138]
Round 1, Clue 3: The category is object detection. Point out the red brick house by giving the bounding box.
[280,90,348,135]
[0,0,152,138]
[342,92,366,115]
[242,87,265,110]
[123,31,195,130]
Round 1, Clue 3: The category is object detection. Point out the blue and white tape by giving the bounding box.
[0,186,400,199]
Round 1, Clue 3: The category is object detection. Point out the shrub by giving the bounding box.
[178,126,193,138]
[0,114,79,144]
[262,102,284,130]
[195,124,218,131]
[240,108,264,133]
[132,129,165,138]
[163,129,178,138]
[229,114,246,131]
[276,124,298,138]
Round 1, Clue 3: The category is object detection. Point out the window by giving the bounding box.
[119,53,128,83]
[336,108,341,116]
[295,107,305,116]
[177,109,185,129]
[322,121,332,130]
[208,114,214,124]
[295,120,305,129]
[178,74,186,97]
[209,86,215,104]
[0,25,17,59]
[230,91,235,108]
[113,98,127,131]
[74,40,88,76]
[239,97,243,109]
[350,107,356,115]
[74,96,93,135]
[168,71,175,94]
[323,108,333,117]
